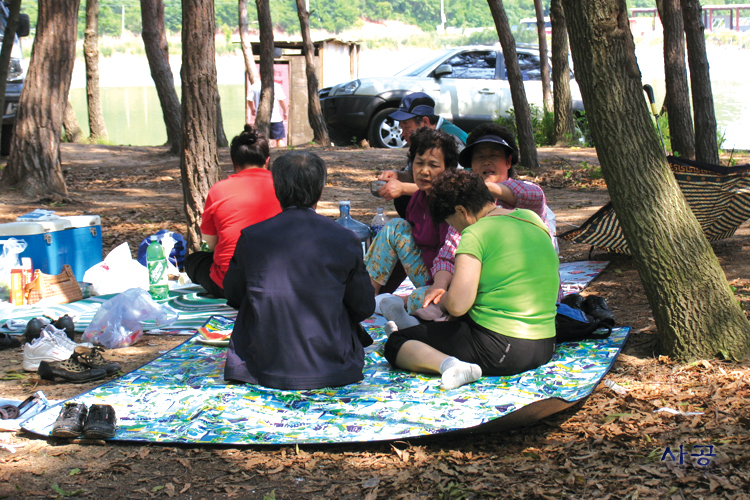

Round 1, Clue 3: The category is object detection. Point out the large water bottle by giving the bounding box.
[146,240,170,300]
[371,207,389,238]
[336,201,371,256]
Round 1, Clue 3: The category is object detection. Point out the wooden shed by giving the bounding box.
[243,38,361,146]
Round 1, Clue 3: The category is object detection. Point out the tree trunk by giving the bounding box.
[238,0,258,85]
[140,0,182,155]
[254,0,274,138]
[63,100,84,143]
[84,0,108,143]
[180,0,220,251]
[0,0,20,153]
[561,0,750,361]
[549,0,575,145]
[1,0,80,199]
[681,0,719,164]
[295,0,329,145]
[216,93,228,147]
[656,0,695,160]
[533,0,553,113]
[486,0,538,168]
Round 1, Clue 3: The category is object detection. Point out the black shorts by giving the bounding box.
[269,121,286,140]
[384,315,556,376]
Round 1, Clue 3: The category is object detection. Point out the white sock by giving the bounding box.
[374,293,393,315]
[384,320,399,337]
[439,356,482,390]
[380,295,419,330]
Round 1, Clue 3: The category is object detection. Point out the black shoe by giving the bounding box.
[582,295,616,326]
[0,332,21,350]
[83,404,117,439]
[74,346,121,375]
[560,293,584,310]
[52,315,76,341]
[52,402,88,438]
[38,354,108,383]
[24,317,49,343]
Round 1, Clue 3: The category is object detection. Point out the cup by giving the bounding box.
[370,180,386,197]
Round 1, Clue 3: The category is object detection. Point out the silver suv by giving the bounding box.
[319,45,583,148]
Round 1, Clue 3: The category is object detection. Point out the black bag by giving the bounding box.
[555,303,613,342]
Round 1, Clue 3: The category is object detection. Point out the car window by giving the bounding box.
[517,53,542,81]
[441,51,497,80]
[395,49,453,77]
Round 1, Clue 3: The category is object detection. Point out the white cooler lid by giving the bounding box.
[0,219,73,236]
[59,215,101,228]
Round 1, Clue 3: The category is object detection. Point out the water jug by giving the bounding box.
[336,201,371,256]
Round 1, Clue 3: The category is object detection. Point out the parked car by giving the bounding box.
[319,45,584,148]
[0,2,30,156]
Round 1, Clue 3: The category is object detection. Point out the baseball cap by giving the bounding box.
[389,92,436,122]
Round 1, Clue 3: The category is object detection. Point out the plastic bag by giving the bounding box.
[0,238,27,301]
[82,242,149,296]
[82,288,179,348]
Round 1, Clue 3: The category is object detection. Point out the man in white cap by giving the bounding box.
[376,92,468,218]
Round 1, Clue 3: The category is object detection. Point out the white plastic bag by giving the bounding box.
[0,238,27,301]
[83,242,149,296]
[82,288,179,348]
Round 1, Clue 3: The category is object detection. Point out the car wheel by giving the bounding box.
[368,108,405,149]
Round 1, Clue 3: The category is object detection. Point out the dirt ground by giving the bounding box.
[1,143,749,499]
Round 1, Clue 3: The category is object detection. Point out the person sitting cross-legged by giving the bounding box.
[383,169,559,390]
[223,151,375,390]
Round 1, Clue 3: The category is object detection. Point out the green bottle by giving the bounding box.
[146,240,169,300]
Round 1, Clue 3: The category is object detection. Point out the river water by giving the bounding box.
[67,45,750,150]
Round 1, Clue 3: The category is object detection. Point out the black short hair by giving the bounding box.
[428,170,495,223]
[271,152,327,209]
[407,127,459,170]
[465,123,519,175]
[230,125,270,168]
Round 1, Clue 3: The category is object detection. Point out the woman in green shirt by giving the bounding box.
[383,170,559,390]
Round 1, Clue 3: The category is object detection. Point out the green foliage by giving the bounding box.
[494,105,556,147]
[575,111,593,147]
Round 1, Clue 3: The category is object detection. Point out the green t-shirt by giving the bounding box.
[457,209,559,340]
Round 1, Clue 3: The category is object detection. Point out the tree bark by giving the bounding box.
[486,0,538,168]
[140,0,182,154]
[238,0,258,85]
[549,0,575,145]
[0,0,20,153]
[656,0,695,160]
[295,0,329,145]
[1,0,80,199]
[84,0,108,143]
[254,0,274,138]
[681,0,719,164]
[561,0,750,361]
[63,100,84,143]
[180,0,220,251]
[216,93,228,147]
[533,0,553,113]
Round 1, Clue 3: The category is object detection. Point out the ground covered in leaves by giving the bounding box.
[1,143,749,499]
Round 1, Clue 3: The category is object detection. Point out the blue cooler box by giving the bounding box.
[0,215,103,281]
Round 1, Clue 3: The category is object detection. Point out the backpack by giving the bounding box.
[555,303,613,342]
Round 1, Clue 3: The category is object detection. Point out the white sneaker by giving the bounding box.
[22,331,74,372]
[42,324,94,351]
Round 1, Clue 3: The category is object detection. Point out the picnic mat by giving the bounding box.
[21,322,628,444]
[0,285,236,334]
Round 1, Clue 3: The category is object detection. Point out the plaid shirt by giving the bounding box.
[430,179,547,276]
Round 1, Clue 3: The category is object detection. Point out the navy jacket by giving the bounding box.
[223,207,375,390]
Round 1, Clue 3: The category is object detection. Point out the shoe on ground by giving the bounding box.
[83,404,117,439]
[22,332,74,372]
[38,353,107,383]
[43,324,93,352]
[582,295,616,326]
[23,317,51,344]
[560,293,584,310]
[52,402,88,438]
[74,346,121,375]
[52,314,76,341]
[0,332,21,351]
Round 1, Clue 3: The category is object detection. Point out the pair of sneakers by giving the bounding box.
[52,402,117,439]
[22,325,94,372]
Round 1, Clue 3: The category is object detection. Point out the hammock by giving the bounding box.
[560,156,750,254]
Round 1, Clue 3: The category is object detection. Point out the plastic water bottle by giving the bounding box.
[371,207,389,237]
[146,240,169,300]
[336,201,371,256]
